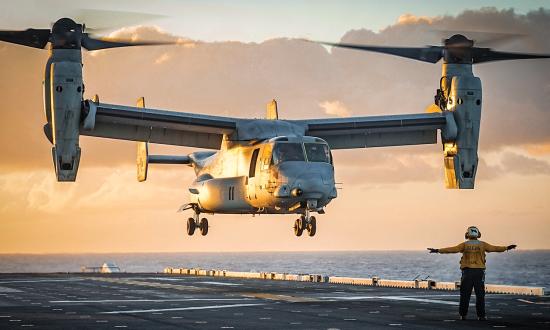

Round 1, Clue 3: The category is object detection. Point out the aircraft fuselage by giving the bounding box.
[188,135,337,215]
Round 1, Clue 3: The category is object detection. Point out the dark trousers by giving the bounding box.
[460,268,485,317]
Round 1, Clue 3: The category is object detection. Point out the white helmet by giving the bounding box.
[465,226,481,239]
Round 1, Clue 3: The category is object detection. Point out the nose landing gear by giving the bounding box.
[306,216,316,236]
[293,212,317,237]
[186,210,209,236]
[186,217,196,235]
[294,218,303,236]
[199,218,209,236]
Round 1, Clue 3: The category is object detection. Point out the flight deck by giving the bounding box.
[0,273,548,329]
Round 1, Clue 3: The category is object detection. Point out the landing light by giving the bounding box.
[291,188,303,197]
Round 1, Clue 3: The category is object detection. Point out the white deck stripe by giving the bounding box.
[321,294,460,300]
[517,299,550,305]
[101,303,264,314]
[0,279,83,284]
[320,295,460,306]
[50,298,253,303]
[196,281,242,286]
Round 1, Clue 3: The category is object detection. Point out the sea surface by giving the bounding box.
[0,251,548,289]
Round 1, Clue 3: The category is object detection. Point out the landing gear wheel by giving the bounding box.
[294,219,303,237]
[299,216,306,231]
[199,218,209,236]
[307,216,316,237]
[186,217,196,236]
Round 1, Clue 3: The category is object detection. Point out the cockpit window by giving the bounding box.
[272,143,305,165]
[304,143,331,163]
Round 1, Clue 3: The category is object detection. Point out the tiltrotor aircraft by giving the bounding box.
[2,19,549,237]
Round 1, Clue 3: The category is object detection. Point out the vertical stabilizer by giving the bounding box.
[266,99,278,120]
[136,97,148,182]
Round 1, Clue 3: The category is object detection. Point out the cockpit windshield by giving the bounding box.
[272,143,305,165]
[304,143,331,163]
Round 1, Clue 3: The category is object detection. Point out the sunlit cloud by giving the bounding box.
[396,13,437,25]
[524,143,550,156]
[1,7,550,252]
[319,100,352,117]
[154,52,171,64]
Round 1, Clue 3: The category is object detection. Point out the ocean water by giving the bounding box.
[0,251,548,289]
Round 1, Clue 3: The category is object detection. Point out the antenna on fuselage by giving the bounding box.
[266,99,278,120]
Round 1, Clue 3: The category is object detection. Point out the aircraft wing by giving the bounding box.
[294,113,448,149]
[80,101,238,149]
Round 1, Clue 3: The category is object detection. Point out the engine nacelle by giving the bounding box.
[443,75,482,189]
[47,50,83,181]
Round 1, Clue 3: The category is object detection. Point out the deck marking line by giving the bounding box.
[101,303,264,314]
[242,292,316,302]
[0,279,83,284]
[320,295,460,306]
[196,281,242,286]
[50,298,252,303]
[518,299,550,305]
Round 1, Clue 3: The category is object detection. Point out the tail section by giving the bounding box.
[136,97,190,182]
[136,141,190,182]
[266,99,278,120]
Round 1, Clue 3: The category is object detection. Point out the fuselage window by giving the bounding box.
[304,143,331,163]
[272,143,305,165]
[249,148,260,178]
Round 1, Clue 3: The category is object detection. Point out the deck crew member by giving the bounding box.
[427,226,516,321]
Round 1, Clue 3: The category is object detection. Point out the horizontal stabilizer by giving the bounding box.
[137,142,191,182]
[148,155,190,164]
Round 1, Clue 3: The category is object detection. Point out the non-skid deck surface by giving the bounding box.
[0,273,548,329]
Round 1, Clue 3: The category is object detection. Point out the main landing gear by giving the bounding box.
[187,211,209,236]
[293,212,316,237]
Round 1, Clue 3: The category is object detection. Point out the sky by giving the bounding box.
[0,1,549,253]
[2,0,549,42]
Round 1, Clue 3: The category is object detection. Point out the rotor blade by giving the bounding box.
[81,34,175,50]
[0,29,50,48]
[472,48,550,63]
[430,29,525,48]
[315,41,443,63]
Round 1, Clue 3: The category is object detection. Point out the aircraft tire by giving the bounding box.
[299,216,307,230]
[200,218,209,236]
[307,216,316,237]
[187,217,196,235]
[294,219,303,237]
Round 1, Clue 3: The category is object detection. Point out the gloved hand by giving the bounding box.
[507,244,517,251]
[427,248,439,253]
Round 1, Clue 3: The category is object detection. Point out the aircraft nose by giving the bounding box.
[291,173,330,199]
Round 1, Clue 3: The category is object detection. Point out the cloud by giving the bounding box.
[0,7,549,178]
[154,52,171,64]
[500,152,550,175]
[107,25,178,42]
[524,143,550,156]
[396,13,437,26]
[319,100,352,117]
[0,166,195,215]
[331,147,550,188]
[1,7,550,253]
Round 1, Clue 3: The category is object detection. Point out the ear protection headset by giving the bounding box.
[465,226,481,239]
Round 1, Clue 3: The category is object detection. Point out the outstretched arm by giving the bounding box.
[484,242,516,252]
[427,242,465,254]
